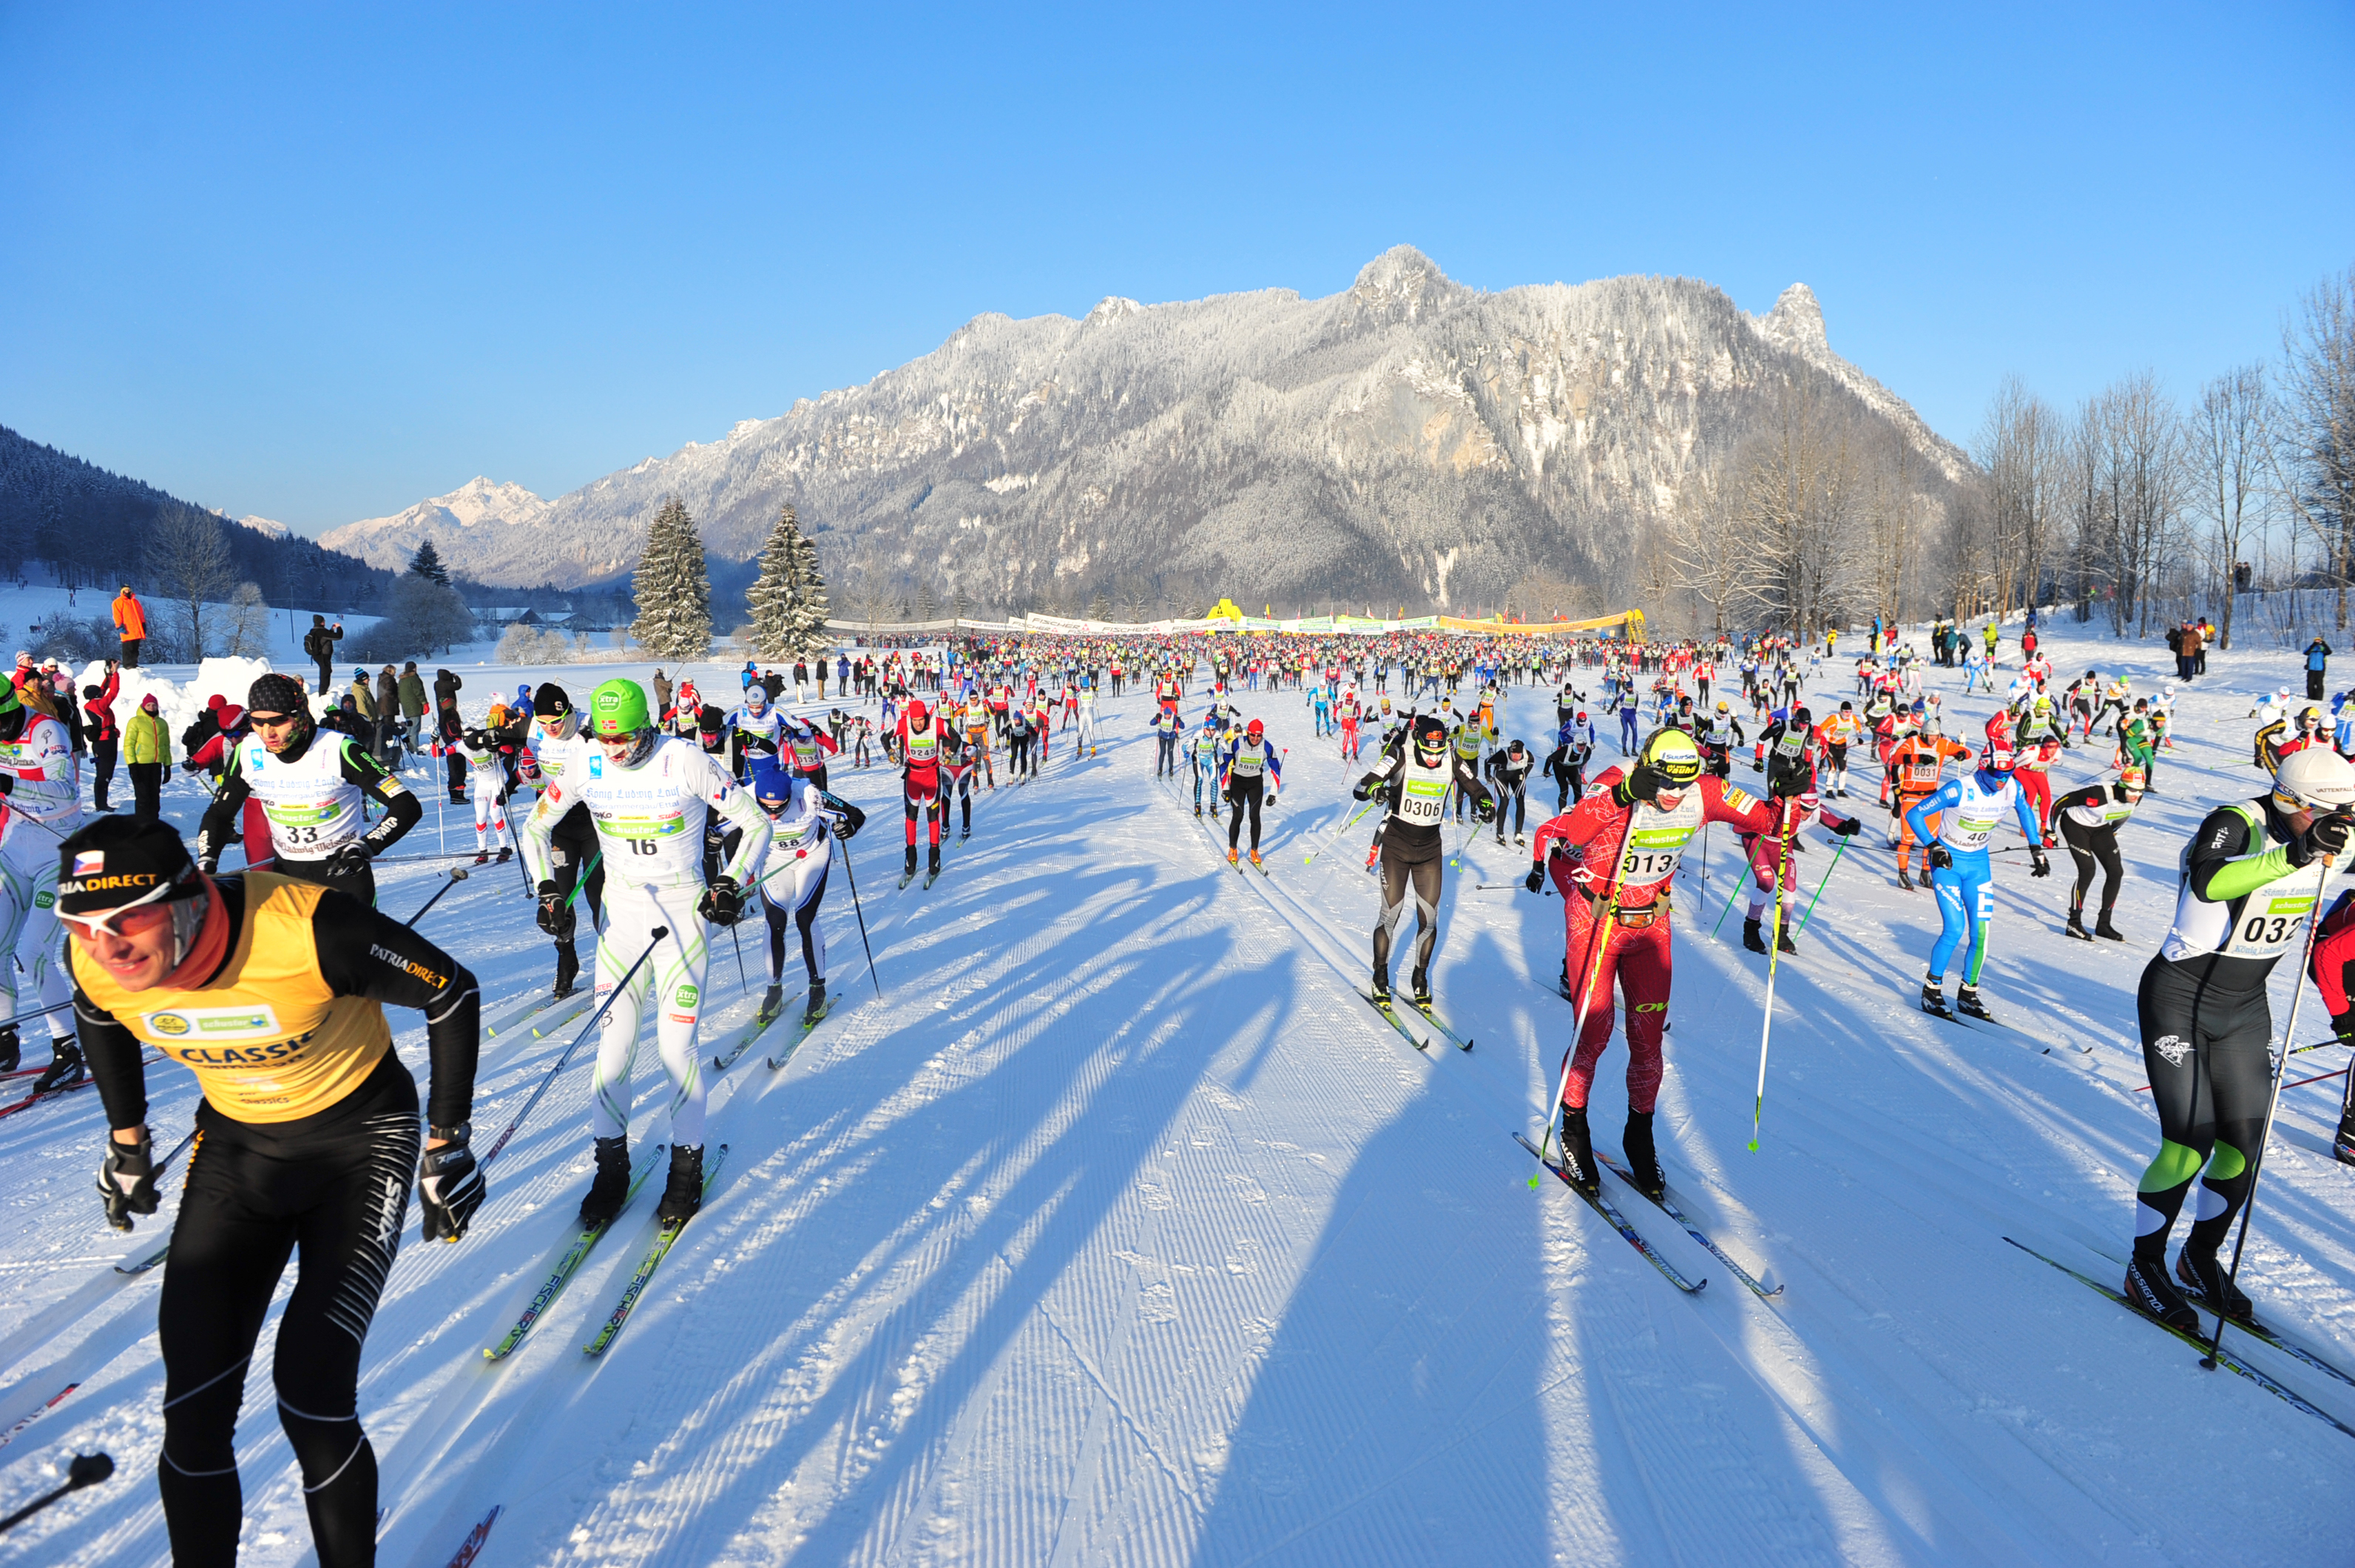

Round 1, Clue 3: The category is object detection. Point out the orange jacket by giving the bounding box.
[1892,734,1972,796]
[112,590,146,640]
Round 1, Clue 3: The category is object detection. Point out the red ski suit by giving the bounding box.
[899,712,946,848]
[1530,768,1774,1114]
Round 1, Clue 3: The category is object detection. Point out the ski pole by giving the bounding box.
[0,1450,112,1535]
[1305,798,1376,867]
[834,830,883,1001]
[1792,835,1849,937]
[476,925,667,1170]
[401,865,470,928]
[564,851,604,911]
[1541,814,1636,1167]
[1746,817,1796,1151]
[726,917,749,992]
[2200,854,2331,1371]
[1709,853,1751,937]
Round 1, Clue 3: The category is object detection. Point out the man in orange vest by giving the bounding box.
[112,585,146,669]
[1889,719,1974,889]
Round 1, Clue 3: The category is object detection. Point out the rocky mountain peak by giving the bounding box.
[1347,245,1467,324]
[1758,283,1829,358]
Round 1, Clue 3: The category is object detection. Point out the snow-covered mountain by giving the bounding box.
[322,477,555,572]
[328,249,1972,609]
[232,514,289,538]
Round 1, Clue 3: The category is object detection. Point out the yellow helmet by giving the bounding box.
[1640,729,1703,788]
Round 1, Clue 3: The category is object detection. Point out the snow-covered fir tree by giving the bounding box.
[408,538,449,584]
[785,526,829,652]
[746,502,808,661]
[629,496,712,660]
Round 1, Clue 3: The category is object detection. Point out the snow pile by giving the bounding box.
[75,656,278,737]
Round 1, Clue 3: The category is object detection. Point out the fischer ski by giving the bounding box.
[1599,1153,1781,1298]
[584,1144,731,1356]
[2075,1240,2355,1393]
[0,1383,78,1454]
[485,1142,667,1361]
[1411,999,1474,1052]
[766,1000,831,1071]
[2004,1237,2355,1441]
[442,1504,502,1568]
[711,993,795,1073]
[1359,990,1429,1052]
[1516,1132,1706,1294]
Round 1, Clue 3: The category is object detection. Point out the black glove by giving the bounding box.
[2334,1009,2355,1042]
[98,1131,158,1231]
[1748,757,1762,772]
[1524,866,1544,893]
[535,879,564,936]
[2030,848,2052,878]
[2306,813,2354,863]
[1928,844,1953,871]
[699,874,747,927]
[1612,764,1658,808]
[820,791,867,839]
[330,841,372,878]
[1830,817,1859,837]
[1474,797,1496,824]
[1351,780,1373,800]
[417,1129,484,1243]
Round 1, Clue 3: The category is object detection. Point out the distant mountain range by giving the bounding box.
[319,246,1970,615]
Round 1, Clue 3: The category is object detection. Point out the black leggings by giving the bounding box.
[548,804,606,943]
[2133,958,2273,1261]
[1374,842,1443,979]
[160,1061,419,1568]
[2060,816,2122,914]
[1494,783,1527,837]
[1226,774,1266,852]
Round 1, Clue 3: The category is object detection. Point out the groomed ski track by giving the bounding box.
[0,632,2352,1564]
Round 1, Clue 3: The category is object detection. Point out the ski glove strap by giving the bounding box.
[418,1130,484,1243]
[98,1130,158,1231]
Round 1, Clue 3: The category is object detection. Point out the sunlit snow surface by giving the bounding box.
[3,626,2353,1566]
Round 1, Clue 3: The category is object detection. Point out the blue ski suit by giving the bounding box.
[1905,767,2043,986]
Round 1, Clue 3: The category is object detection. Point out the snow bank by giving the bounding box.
[76,656,279,737]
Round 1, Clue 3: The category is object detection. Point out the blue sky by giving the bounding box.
[4,3,2349,535]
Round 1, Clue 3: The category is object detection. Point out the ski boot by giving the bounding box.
[1226,847,1240,868]
[1249,849,1263,871]
[496,846,513,865]
[1555,1105,1601,1195]
[1515,833,1527,848]
[1919,979,1954,1018]
[0,1024,17,1075]
[1776,922,1797,956]
[1621,1109,1666,1200]
[2175,1246,2254,1323]
[473,851,491,866]
[1370,964,1392,1007]
[2095,910,2126,942]
[578,1135,631,1228]
[1742,917,1767,954]
[2122,1248,2199,1332]
[757,983,785,1026]
[553,944,581,1001]
[656,1143,706,1223]
[32,1037,83,1094]
[2064,908,2092,942]
[1194,803,1202,817]
[1956,985,1996,1024]
[1896,865,1913,891]
[2336,1109,2355,1168]
[800,979,828,1026]
[1364,842,1380,873]
[1409,968,1432,1010]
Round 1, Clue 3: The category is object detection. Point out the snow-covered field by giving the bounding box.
[3,623,2354,1566]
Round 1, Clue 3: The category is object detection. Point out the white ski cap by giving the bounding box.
[2273,748,2355,811]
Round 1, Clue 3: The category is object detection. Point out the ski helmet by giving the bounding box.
[1412,714,1449,763]
[1246,717,1265,738]
[1981,743,2016,774]
[2118,763,2148,797]
[589,678,652,739]
[907,698,929,723]
[2273,748,2355,814]
[1638,729,1703,791]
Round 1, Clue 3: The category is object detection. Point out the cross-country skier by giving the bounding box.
[521,678,772,1226]
[726,680,785,783]
[1904,734,2047,1022]
[65,813,482,1568]
[1484,737,1534,846]
[1524,729,1774,1195]
[1223,717,1281,869]
[2123,748,2355,1326]
[2054,765,2145,940]
[197,672,419,907]
[0,676,85,1087]
[898,697,950,882]
[1544,714,1592,811]
[1740,729,1862,955]
[520,683,604,1000]
[743,757,862,1027]
[1354,714,1492,1007]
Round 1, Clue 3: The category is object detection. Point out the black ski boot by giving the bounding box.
[800,979,828,1025]
[496,846,513,865]
[553,943,581,1001]
[1409,968,1432,1011]
[1621,1109,1666,1200]
[32,1037,83,1095]
[1556,1106,1601,1195]
[757,983,785,1025]
[2176,1247,2254,1323]
[1742,918,1767,954]
[1776,922,1797,956]
[1956,985,1996,1023]
[2123,1248,2198,1332]
[2337,1110,2355,1168]
[1919,979,1953,1018]
[1896,865,1913,891]
[657,1143,706,1223]
[578,1135,630,1228]
[2064,908,2092,941]
[1371,964,1392,1007]
[0,1024,18,1075]
[2095,910,2126,941]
